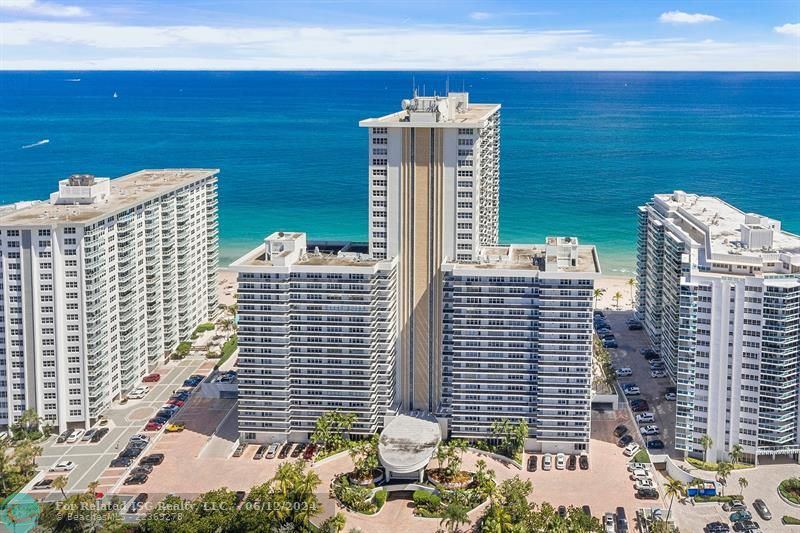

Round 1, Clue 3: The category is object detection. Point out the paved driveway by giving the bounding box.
[603,311,679,459]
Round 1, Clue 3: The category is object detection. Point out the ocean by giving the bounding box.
[1,71,799,275]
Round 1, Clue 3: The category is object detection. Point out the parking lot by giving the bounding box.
[601,310,679,459]
[31,357,218,500]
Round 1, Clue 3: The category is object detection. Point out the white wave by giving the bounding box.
[21,139,49,149]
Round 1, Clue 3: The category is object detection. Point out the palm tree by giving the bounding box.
[613,291,623,310]
[593,288,606,308]
[700,434,713,464]
[627,278,637,307]
[716,461,733,495]
[440,503,471,533]
[664,478,684,523]
[738,476,748,495]
[52,475,68,499]
[729,443,744,466]
[86,480,100,497]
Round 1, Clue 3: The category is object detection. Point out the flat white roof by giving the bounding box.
[378,413,441,474]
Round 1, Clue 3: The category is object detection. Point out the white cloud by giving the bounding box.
[659,11,720,24]
[0,0,87,17]
[774,23,800,37]
[469,12,491,21]
[0,20,797,71]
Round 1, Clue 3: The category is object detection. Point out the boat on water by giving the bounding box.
[113,91,118,98]
[22,139,50,149]
[65,78,81,82]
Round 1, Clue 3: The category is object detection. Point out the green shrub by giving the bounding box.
[413,490,441,508]
[175,341,192,357]
[780,478,800,505]
[783,516,800,525]
[694,494,744,503]
[194,322,215,334]
[687,457,752,470]
[374,489,387,510]
[219,335,238,365]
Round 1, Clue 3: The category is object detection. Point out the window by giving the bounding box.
[372,137,387,145]
[458,128,474,135]
[457,170,473,177]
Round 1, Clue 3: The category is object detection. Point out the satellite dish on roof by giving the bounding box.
[401,99,411,110]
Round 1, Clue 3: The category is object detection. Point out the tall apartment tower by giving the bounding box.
[231,233,398,444]
[359,92,501,411]
[0,170,219,431]
[638,191,800,464]
[441,238,600,454]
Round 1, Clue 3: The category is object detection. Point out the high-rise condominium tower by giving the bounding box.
[0,170,219,430]
[359,92,501,411]
[638,191,800,464]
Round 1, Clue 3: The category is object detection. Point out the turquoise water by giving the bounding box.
[1,71,799,274]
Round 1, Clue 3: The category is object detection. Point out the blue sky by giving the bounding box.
[1,0,798,70]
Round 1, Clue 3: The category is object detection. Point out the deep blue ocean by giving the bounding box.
[1,71,799,274]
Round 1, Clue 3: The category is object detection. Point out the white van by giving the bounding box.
[615,368,633,377]
[636,412,655,423]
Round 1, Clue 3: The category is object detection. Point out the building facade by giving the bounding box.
[359,92,501,412]
[232,232,398,444]
[0,170,219,431]
[638,191,800,463]
[441,238,599,453]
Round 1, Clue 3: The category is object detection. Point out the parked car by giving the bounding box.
[582,505,592,518]
[594,310,605,317]
[555,453,566,470]
[623,443,640,457]
[631,402,650,412]
[558,505,567,518]
[527,455,537,472]
[234,491,246,507]
[143,373,161,382]
[628,323,643,330]
[291,443,306,458]
[730,511,753,522]
[634,479,655,491]
[91,428,109,443]
[624,386,641,396]
[278,442,292,459]
[732,521,760,532]
[253,445,268,460]
[156,410,174,420]
[110,457,133,468]
[165,423,185,433]
[130,434,150,444]
[723,501,748,512]
[233,443,247,457]
[640,425,660,436]
[603,512,615,533]
[579,451,589,470]
[705,522,731,533]
[627,462,648,472]
[166,399,185,407]
[120,447,144,458]
[752,499,771,520]
[32,479,54,490]
[651,370,668,379]
[636,412,655,424]
[643,352,660,361]
[630,468,652,481]
[542,453,553,470]
[616,507,629,533]
[66,429,84,443]
[56,430,71,443]
[664,392,677,401]
[603,340,618,349]
[641,348,658,357]
[636,487,659,499]
[145,422,163,431]
[140,454,164,466]
[81,429,97,442]
[266,443,280,459]
[50,460,76,472]
[130,465,153,475]
[567,454,577,470]
[303,444,317,460]
[615,368,633,377]
[618,434,634,447]
[127,493,148,514]
[124,474,148,485]
[646,439,665,450]
[614,425,629,438]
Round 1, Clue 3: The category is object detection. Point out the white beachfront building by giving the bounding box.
[0,170,219,431]
[638,191,800,463]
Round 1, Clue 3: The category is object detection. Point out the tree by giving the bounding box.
[729,443,744,466]
[700,434,713,463]
[440,503,471,533]
[489,418,527,459]
[664,478,684,523]
[593,288,605,308]
[321,512,347,533]
[15,409,42,435]
[52,475,68,500]
[627,277,637,307]
[613,291,624,310]
[473,459,496,498]
[738,476,748,495]
[348,435,379,480]
[716,461,733,495]
[310,411,358,453]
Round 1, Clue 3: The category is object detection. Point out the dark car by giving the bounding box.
[636,487,659,499]
[646,439,665,450]
[527,455,537,472]
[732,521,760,532]
[632,402,650,412]
[640,348,658,357]
[644,352,660,361]
[234,491,246,507]
[120,447,143,458]
[91,427,109,443]
[603,340,618,348]
[233,443,247,457]
[558,505,567,518]
[128,440,148,449]
[618,434,634,447]
[601,332,615,340]
[156,410,174,420]
[124,474,148,485]
[613,425,629,438]
[254,445,268,460]
[593,310,605,317]
[128,493,148,514]
[291,443,306,458]
[582,505,592,517]
[279,442,292,459]
[303,444,317,460]
[616,507,629,533]
[130,465,153,476]
[56,430,71,443]
[140,454,165,466]
[579,453,589,470]
[705,522,730,533]
[110,457,133,468]
[752,499,771,521]
[567,454,577,470]
[628,323,643,330]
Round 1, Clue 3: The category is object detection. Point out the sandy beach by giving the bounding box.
[217,268,238,307]
[594,275,638,311]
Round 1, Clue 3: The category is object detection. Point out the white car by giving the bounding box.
[555,453,566,470]
[66,429,84,443]
[665,392,677,401]
[627,462,648,472]
[615,368,633,377]
[128,390,146,399]
[542,453,553,470]
[650,370,667,378]
[50,460,76,472]
[630,468,652,481]
[634,479,655,490]
[640,425,660,436]
[624,386,641,396]
[623,443,640,457]
[129,434,149,444]
[635,412,655,424]
[604,512,616,533]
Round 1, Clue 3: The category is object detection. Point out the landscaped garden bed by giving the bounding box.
[780,478,800,506]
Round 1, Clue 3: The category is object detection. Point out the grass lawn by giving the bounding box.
[686,457,752,471]
[217,335,237,366]
[633,449,651,463]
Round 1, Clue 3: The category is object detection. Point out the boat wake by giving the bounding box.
[21,139,49,149]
